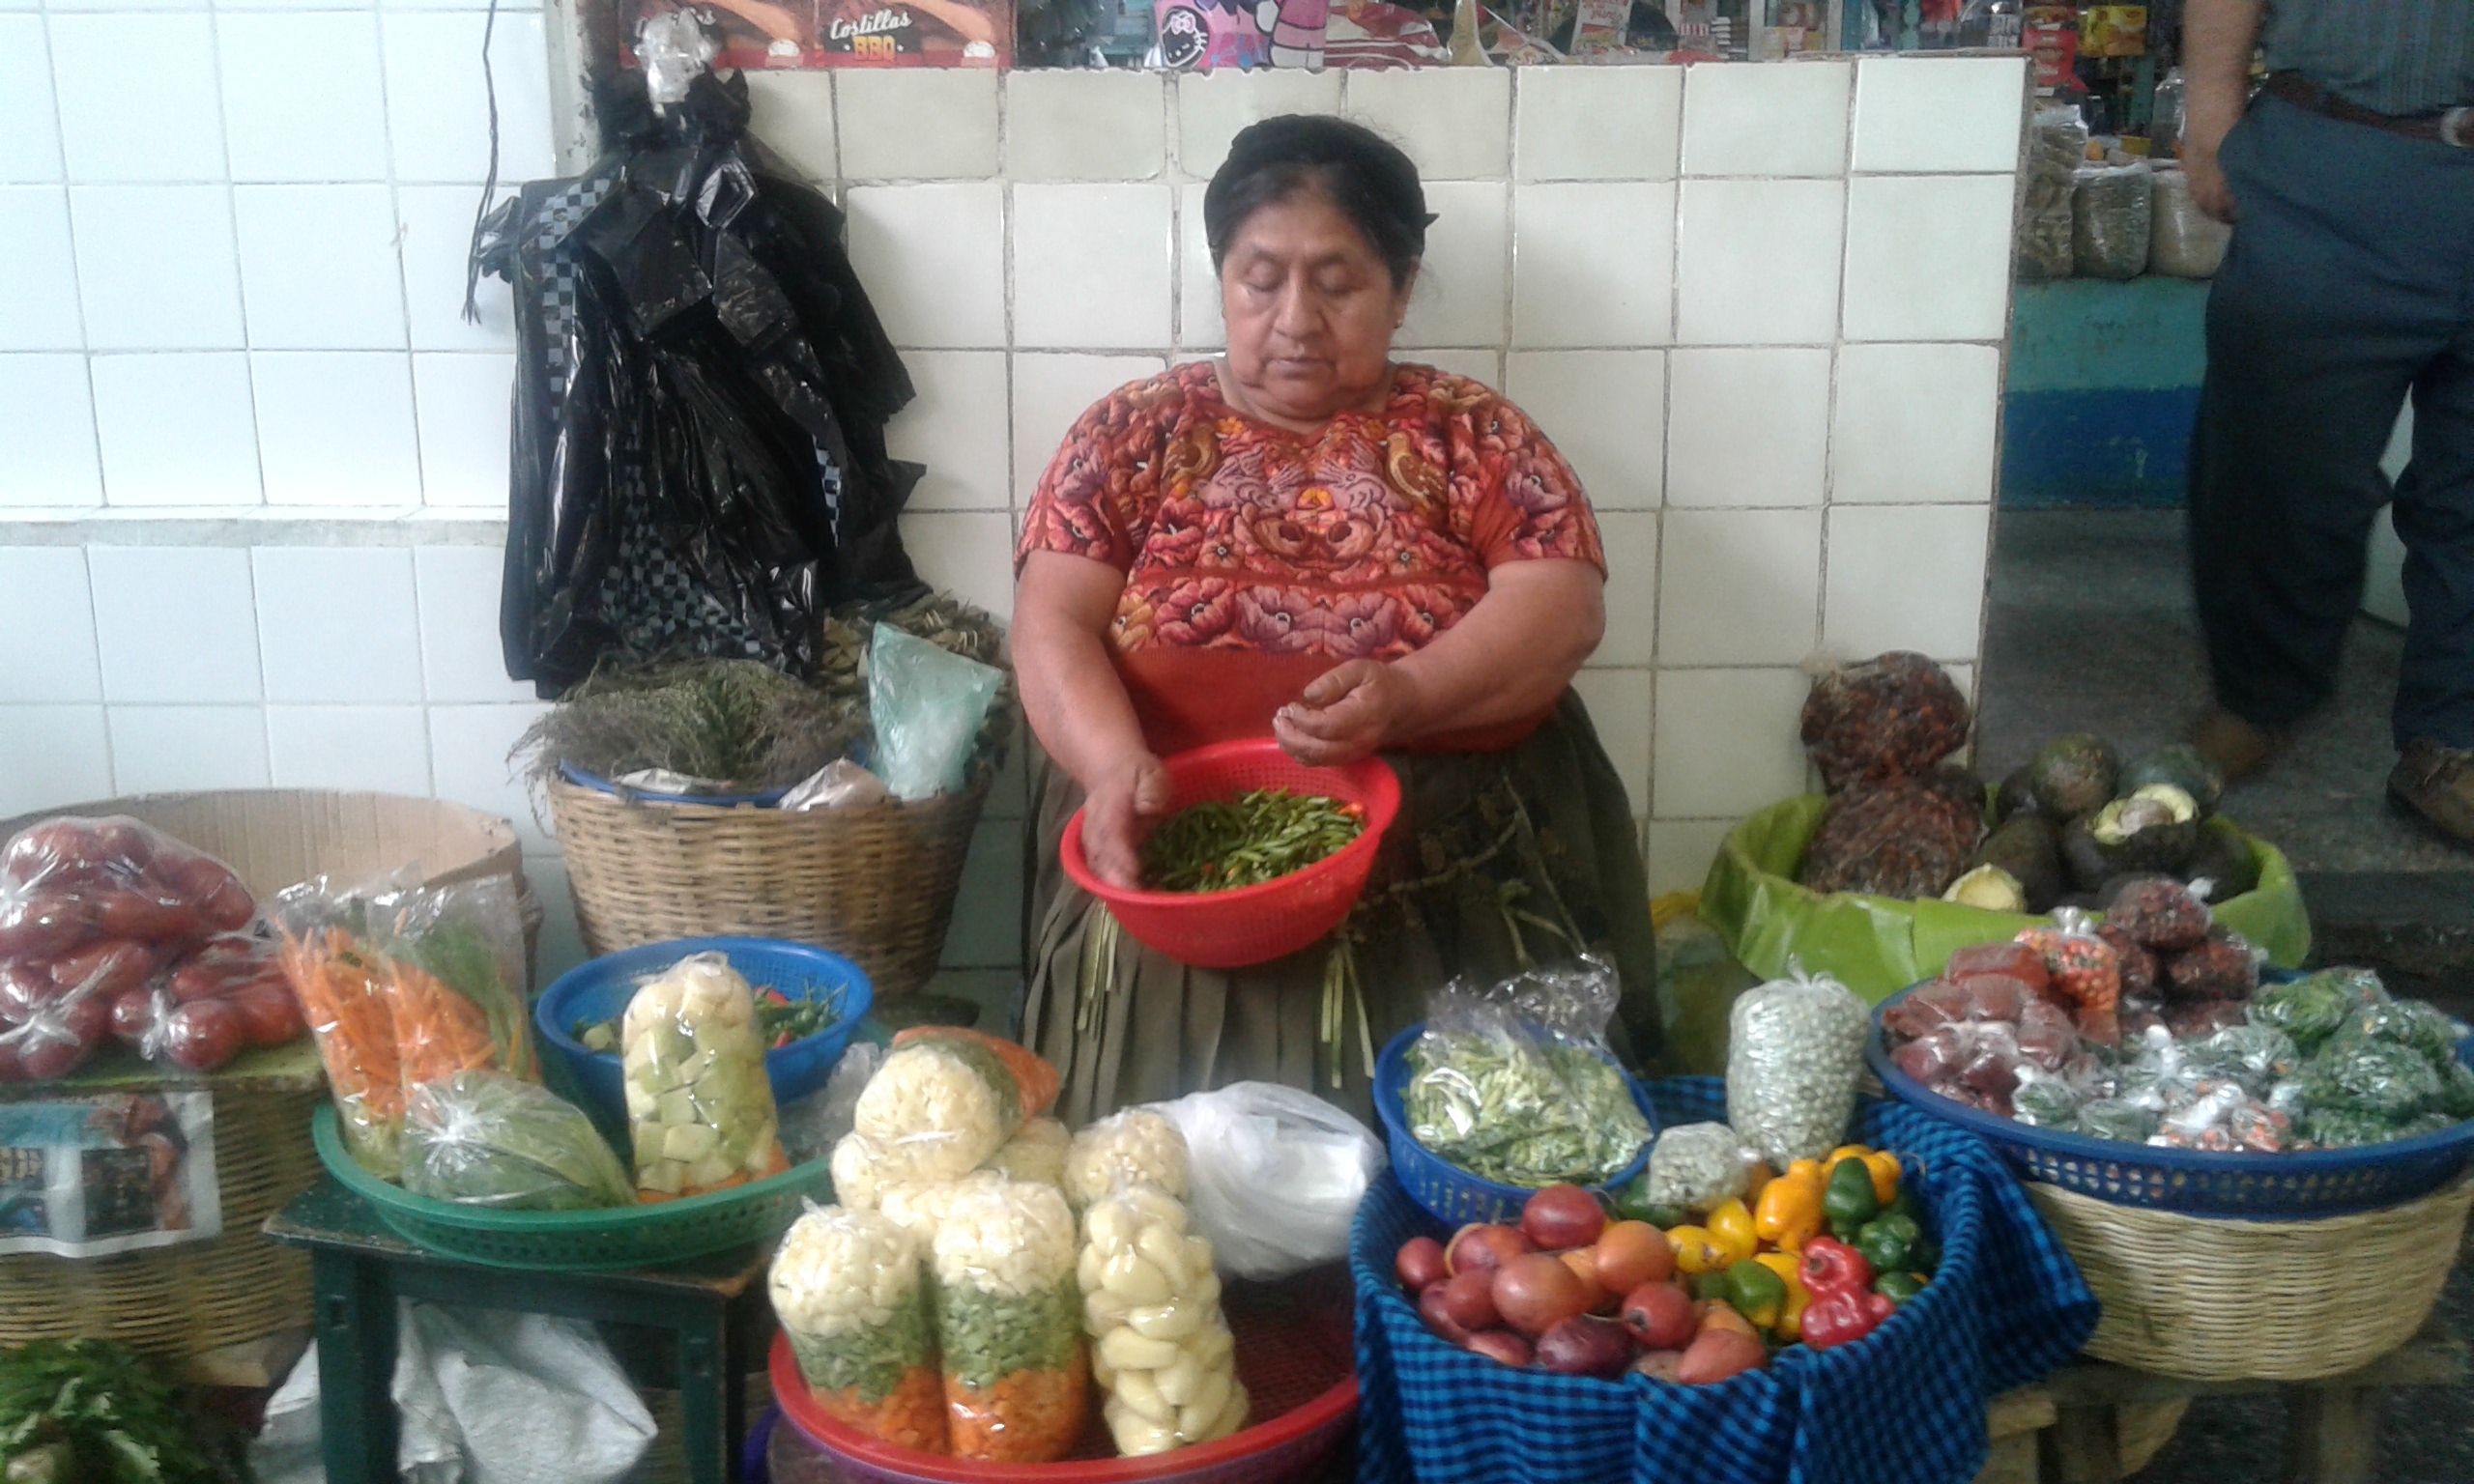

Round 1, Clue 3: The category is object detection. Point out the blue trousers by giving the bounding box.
[2189,93,2474,750]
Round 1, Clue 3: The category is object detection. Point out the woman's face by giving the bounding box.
[1219,190,1415,425]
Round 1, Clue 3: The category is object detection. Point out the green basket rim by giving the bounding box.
[311,1103,833,1237]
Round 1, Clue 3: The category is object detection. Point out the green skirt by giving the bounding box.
[1021,691,1661,1127]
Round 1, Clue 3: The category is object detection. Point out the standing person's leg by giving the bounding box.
[2388,329,2474,842]
[2186,100,2449,767]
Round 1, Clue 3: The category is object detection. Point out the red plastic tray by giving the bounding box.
[770,1266,1359,1484]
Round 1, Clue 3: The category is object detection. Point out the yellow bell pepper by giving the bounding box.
[1827,1145,1901,1207]
[1705,1197,1759,1267]
[1752,1252,1810,1341]
[1753,1165,1827,1252]
[1668,1225,1726,1276]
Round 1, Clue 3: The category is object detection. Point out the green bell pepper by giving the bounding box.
[1873,1270,1928,1305]
[1856,1213,1922,1275]
[1722,1257,1789,1328]
[1824,1156,1881,1241]
[1688,1270,1731,1302]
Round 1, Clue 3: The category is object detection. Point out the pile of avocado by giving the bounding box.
[1954,737,2257,916]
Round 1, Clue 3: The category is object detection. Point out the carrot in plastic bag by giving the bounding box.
[274,916,406,1179]
[381,876,535,1089]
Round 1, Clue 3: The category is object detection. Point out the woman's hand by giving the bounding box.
[1081,753,1172,889]
[1276,661,1424,766]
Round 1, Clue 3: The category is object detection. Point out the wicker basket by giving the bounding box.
[550,776,990,999]
[2028,1177,2474,1381]
[0,1087,321,1359]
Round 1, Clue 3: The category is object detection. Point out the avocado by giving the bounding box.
[2026,733,2122,819]
[2121,744,2226,818]
[1942,864,2027,913]
[1971,813,2064,912]
[2060,814,2114,892]
[2083,785,2201,875]
[1994,764,2047,823]
[2183,820,2260,899]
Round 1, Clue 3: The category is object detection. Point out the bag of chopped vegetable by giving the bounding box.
[772,1204,947,1453]
[931,1179,1088,1463]
[273,875,412,1179]
[380,876,537,1091]
[1403,956,1653,1188]
[402,1070,635,1211]
[1064,1108,1189,1208]
[854,1028,1060,1183]
[621,953,790,1200]
[986,1116,1070,1188]
[878,1170,1013,1247]
[1078,1180,1246,1457]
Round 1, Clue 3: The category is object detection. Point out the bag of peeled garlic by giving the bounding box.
[1079,1180,1248,1456]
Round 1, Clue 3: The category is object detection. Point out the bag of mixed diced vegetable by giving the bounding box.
[853,1027,1060,1183]
[932,1179,1088,1463]
[772,1204,947,1453]
[621,953,789,1200]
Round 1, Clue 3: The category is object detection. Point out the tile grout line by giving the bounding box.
[374,4,430,509]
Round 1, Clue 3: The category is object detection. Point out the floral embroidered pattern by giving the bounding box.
[1019,361,1603,663]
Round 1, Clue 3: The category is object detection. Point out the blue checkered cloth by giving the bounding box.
[1353,1077,2096,1484]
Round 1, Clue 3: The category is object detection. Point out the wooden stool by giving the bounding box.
[1974,1326,2467,1484]
[266,1178,775,1484]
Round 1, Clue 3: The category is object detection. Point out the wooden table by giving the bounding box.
[265,1178,774,1484]
[1974,1326,2468,1484]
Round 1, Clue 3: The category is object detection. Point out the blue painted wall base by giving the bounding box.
[2001,277,2211,509]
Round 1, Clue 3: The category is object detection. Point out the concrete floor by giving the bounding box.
[1978,510,2474,1484]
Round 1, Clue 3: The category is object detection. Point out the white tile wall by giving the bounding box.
[0,16,63,185]
[2,61,2023,990]
[49,14,225,182]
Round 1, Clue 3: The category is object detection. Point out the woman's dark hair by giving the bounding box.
[1203,115,1434,289]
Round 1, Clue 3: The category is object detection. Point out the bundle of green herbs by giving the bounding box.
[0,1340,246,1484]
[1140,789,1366,892]
[1405,1027,1651,1186]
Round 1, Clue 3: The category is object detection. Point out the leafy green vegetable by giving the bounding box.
[1140,789,1365,893]
[2248,970,2380,1052]
[402,1070,634,1211]
[0,1340,245,1484]
[1405,1029,1651,1186]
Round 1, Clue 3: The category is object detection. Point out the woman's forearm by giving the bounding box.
[1013,562,1153,790]
[1389,560,1605,742]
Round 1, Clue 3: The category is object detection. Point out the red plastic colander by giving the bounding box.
[1058,739,1402,969]
[768,1267,1360,1484]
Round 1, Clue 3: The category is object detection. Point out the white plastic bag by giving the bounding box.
[2149,165,2231,278]
[869,625,1004,802]
[1155,1081,1384,1280]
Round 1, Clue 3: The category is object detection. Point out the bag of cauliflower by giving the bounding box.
[771,1205,946,1452]
[831,1129,958,1213]
[986,1116,1069,1187]
[622,953,790,1200]
[878,1170,1011,1247]
[931,1180,1088,1462]
[1079,1183,1247,1456]
[1064,1108,1190,1208]
[854,1029,1060,1182]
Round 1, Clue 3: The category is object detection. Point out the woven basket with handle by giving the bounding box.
[2028,1176,2474,1382]
[550,775,989,999]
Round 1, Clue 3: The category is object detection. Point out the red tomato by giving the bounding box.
[93,889,200,945]
[47,939,154,1000]
[17,995,108,1081]
[94,818,159,870]
[0,963,52,1023]
[162,999,245,1072]
[110,986,161,1047]
[167,958,245,1004]
[0,890,94,960]
[0,1040,22,1082]
[199,879,256,932]
[1,820,105,884]
[224,982,305,1048]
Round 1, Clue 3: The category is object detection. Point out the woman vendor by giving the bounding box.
[1013,115,1656,1125]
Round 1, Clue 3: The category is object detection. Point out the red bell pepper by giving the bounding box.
[1802,1288,1896,1350]
[1799,1237,1874,1298]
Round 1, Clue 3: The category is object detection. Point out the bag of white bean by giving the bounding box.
[1726,966,1867,1168]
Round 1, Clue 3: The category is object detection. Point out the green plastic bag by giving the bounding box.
[1699,796,2311,1004]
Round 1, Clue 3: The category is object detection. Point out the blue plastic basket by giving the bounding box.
[1352,1077,2098,1484]
[1371,1023,1655,1227]
[1866,978,2474,1218]
[558,760,791,809]
[535,936,873,1127]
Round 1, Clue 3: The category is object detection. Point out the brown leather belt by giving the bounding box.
[2264,71,2473,148]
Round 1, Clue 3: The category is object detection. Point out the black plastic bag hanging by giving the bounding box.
[475,67,923,695]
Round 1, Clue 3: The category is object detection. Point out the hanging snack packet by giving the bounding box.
[1079,1182,1247,1457]
[622,953,789,1200]
[932,1180,1088,1463]
[855,1028,1060,1183]
[1726,966,1867,1168]
[773,1204,947,1453]
[1063,1108,1190,1208]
